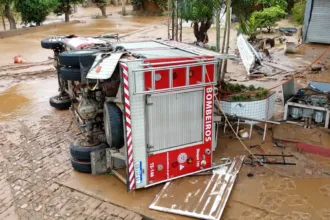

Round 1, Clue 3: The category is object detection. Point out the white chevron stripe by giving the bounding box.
[121,64,135,190]
[127,136,132,146]
[125,97,130,106]
[126,116,131,123]
[128,149,132,157]
[124,87,129,96]
[126,127,131,136]
[126,117,131,124]
[130,181,135,190]
[128,154,133,164]
[129,163,134,172]
[129,170,135,180]
[124,78,129,86]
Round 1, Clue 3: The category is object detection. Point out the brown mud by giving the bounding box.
[1,10,330,220]
[58,127,330,220]
[0,79,58,121]
[0,7,166,66]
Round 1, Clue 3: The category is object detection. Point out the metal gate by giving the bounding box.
[306,0,330,44]
[146,90,203,153]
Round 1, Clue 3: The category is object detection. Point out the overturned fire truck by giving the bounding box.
[41,36,234,191]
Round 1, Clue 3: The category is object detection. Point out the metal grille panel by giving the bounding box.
[147,90,203,152]
[306,0,330,44]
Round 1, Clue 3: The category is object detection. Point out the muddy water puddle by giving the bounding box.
[0,79,58,121]
[0,14,166,65]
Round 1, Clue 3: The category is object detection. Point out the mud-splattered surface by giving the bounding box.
[217,131,330,220]
[0,80,143,219]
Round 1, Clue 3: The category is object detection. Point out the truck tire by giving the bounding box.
[70,139,108,161]
[49,95,71,110]
[59,50,98,67]
[71,157,92,173]
[104,103,124,149]
[41,38,63,50]
[60,67,81,81]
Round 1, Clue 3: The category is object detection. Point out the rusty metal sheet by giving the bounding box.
[149,155,245,220]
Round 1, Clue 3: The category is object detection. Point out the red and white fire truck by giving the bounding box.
[41,36,234,191]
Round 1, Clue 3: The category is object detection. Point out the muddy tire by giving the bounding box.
[104,102,124,149]
[115,46,126,51]
[49,95,71,110]
[59,50,98,67]
[41,38,63,50]
[70,139,108,161]
[60,67,81,81]
[71,157,92,173]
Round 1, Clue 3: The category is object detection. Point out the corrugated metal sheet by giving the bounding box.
[237,35,256,76]
[147,90,203,152]
[306,0,330,44]
[149,155,245,220]
[157,40,237,58]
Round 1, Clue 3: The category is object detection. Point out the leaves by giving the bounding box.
[292,0,306,24]
[15,0,59,25]
[257,0,287,10]
[178,0,215,23]
[91,0,109,7]
[252,6,286,31]
[231,0,258,34]
[54,0,83,15]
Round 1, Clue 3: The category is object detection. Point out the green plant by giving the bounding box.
[252,6,286,33]
[178,0,215,43]
[257,0,287,10]
[292,0,306,25]
[54,0,83,22]
[248,85,256,91]
[240,84,247,90]
[132,0,167,9]
[232,95,243,101]
[255,92,263,99]
[15,0,59,25]
[224,82,269,101]
[261,89,269,97]
[0,0,18,29]
[226,83,243,92]
[231,94,252,101]
[255,89,269,99]
[209,45,217,51]
[231,0,286,36]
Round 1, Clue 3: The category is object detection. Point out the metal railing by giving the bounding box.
[133,58,219,95]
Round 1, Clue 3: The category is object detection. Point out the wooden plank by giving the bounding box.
[149,155,245,220]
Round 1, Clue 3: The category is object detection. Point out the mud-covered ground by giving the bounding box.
[1,5,330,220]
[0,80,142,220]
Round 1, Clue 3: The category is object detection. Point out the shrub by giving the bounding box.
[292,0,306,25]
